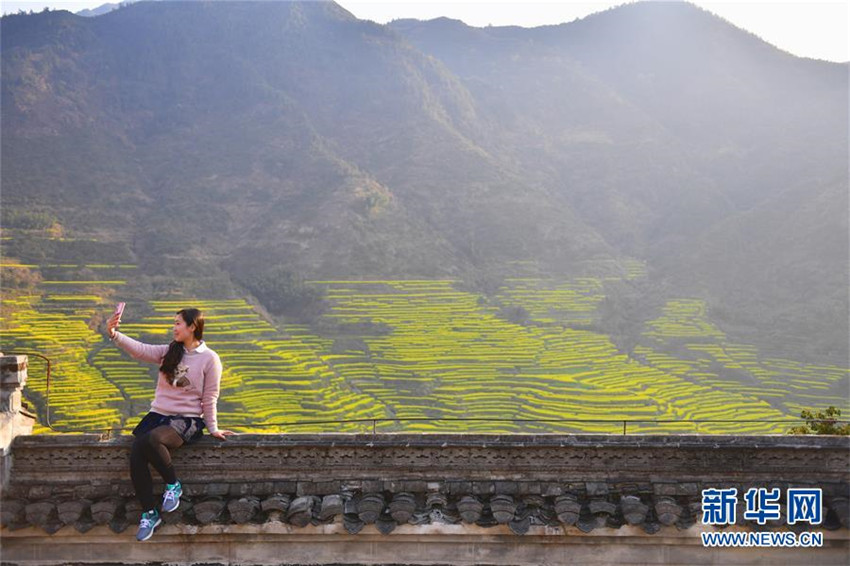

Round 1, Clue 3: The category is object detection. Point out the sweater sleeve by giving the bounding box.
[201,353,222,434]
[112,331,170,364]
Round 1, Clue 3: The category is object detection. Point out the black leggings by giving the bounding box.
[130,425,184,511]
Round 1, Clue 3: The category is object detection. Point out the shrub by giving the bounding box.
[2,209,57,230]
[1,265,42,288]
[787,406,850,435]
[499,304,530,326]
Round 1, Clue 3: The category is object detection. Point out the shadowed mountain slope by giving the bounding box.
[2,1,612,282]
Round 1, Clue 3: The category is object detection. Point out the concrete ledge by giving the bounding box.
[12,432,850,448]
[2,523,849,565]
[3,434,848,565]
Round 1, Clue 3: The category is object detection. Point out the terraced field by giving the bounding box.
[634,299,850,419]
[304,280,848,433]
[2,293,124,432]
[1,232,144,431]
[2,231,847,434]
[114,299,387,432]
[492,278,605,326]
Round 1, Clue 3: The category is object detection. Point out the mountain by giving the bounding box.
[76,2,127,17]
[389,2,848,362]
[2,0,847,363]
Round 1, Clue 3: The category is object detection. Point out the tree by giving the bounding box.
[787,407,850,435]
[236,266,325,321]
[499,304,530,326]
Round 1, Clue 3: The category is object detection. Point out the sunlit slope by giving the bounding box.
[309,279,673,432]
[309,279,837,433]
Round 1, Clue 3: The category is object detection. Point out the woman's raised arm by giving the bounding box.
[107,311,169,364]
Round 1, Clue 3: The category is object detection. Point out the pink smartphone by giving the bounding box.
[113,302,126,321]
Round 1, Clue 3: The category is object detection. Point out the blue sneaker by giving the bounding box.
[136,509,161,541]
[162,480,182,513]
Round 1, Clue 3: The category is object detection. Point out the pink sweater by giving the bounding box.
[111,331,222,433]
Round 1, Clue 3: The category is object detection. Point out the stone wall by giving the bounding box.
[0,354,35,491]
[1,433,848,565]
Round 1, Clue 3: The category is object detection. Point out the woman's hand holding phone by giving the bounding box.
[107,302,125,339]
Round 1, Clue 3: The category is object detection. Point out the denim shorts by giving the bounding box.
[132,411,205,444]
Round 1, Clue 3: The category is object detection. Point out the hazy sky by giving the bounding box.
[2,0,847,63]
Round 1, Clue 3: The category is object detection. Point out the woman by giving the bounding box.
[106,307,233,541]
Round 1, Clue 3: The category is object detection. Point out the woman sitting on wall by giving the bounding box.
[106,306,233,541]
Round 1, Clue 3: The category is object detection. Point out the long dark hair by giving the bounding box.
[160,308,204,384]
